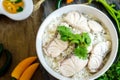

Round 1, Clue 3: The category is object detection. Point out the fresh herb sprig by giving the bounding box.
[97,0,120,36]
[57,26,91,59]
[88,0,120,36]
[87,0,120,79]
[17,7,23,12]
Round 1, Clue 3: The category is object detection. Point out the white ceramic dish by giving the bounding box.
[36,4,118,80]
[0,0,33,20]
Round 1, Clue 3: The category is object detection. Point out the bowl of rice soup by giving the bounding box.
[36,4,118,80]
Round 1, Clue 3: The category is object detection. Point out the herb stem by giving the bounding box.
[96,0,120,36]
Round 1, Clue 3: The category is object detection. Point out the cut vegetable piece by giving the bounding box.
[3,1,17,13]
[11,56,37,79]
[17,7,23,12]
[19,63,39,80]
[66,0,74,4]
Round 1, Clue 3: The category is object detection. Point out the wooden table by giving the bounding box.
[0,0,119,80]
[0,3,57,80]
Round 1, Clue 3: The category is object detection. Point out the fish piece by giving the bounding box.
[59,55,88,77]
[88,20,103,33]
[88,41,111,72]
[91,41,111,58]
[87,44,92,53]
[64,11,90,32]
[88,54,103,73]
[43,38,68,57]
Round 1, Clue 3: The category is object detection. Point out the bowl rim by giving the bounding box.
[36,4,118,80]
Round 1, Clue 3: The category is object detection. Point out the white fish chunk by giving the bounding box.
[88,41,111,72]
[87,44,92,53]
[64,11,90,32]
[88,54,103,73]
[59,55,88,77]
[44,38,68,57]
[91,41,111,57]
[88,20,103,33]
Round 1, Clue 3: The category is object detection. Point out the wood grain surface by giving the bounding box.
[0,3,56,80]
[0,0,119,80]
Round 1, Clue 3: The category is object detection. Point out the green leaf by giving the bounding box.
[117,15,120,19]
[57,26,72,35]
[15,0,22,3]
[17,7,23,12]
[61,36,68,41]
[81,33,91,46]
[74,45,88,59]
[70,40,79,44]
[87,0,93,4]
[9,0,22,3]
[57,26,91,59]
[110,4,115,8]
[69,34,81,44]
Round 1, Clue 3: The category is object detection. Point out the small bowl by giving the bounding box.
[0,0,33,20]
[36,4,118,80]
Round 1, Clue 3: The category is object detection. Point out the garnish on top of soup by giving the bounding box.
[3,0,24,14]
[57,26,91,59]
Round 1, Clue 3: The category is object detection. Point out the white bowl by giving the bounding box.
[36,4,118,80]
[0,0,33,20]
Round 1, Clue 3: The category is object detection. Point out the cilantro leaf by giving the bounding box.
[17,7,23,12]
[57,26,91,59]
[74,45,88,59]
[81,33,91,46]
[57,26,73,41]
[69,34,81,44]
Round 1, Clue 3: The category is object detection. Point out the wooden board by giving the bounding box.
[0,5,57,80]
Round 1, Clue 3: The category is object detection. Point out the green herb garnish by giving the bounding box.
[17,7,23,12]
[9,0,22,3]
[57,25,73,41]
[74,45,88,59]
[57,26,91,59]
[96,0,120,35]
